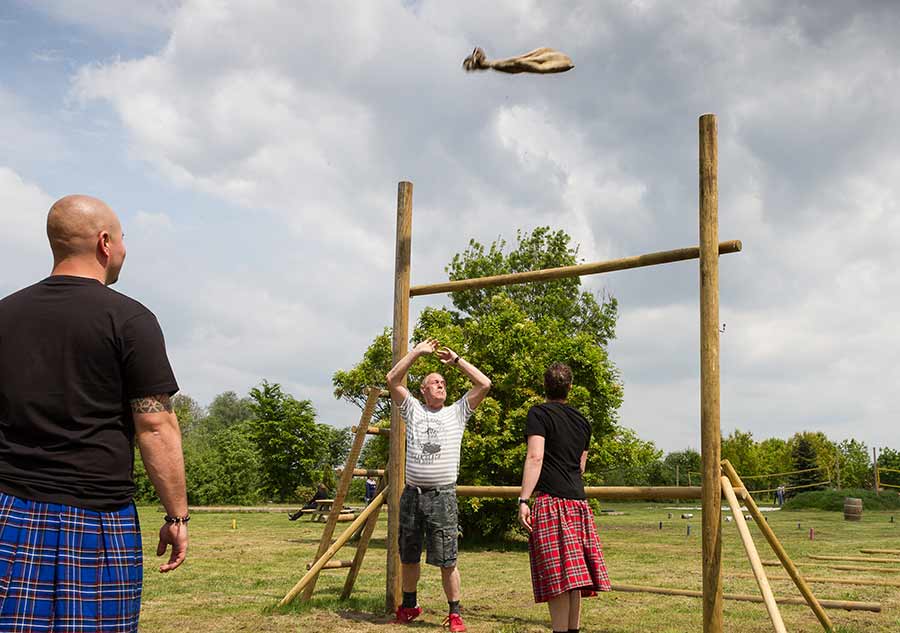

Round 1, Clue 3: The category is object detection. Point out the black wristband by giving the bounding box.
[453,355,461,364]
[164,514,191,524]
[517,498,529,506]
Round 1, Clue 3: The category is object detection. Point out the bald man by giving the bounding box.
[386,339,491,632]
[0,195,188,632]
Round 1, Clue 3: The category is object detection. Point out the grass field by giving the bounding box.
[137,503,899,632]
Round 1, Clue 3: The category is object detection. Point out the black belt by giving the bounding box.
[406,483,455,494]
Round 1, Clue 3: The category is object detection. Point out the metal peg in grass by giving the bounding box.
[462,47,574,74]
[659,521,663,530]
[687,525,692,537]
[810,528,815,541]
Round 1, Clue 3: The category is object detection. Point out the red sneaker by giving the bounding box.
[393,605,422,624]
[442,613,467,632]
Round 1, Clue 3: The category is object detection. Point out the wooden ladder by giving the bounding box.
[295,386,391,602]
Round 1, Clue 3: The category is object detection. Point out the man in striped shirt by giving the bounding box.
[386,338,491,632]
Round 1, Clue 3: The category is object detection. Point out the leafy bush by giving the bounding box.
[782,488,900,511]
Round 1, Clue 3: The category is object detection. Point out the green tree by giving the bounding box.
[184,422,263,505]
[205,391,254,435]
[787,431,836,488]
[836,439,871,489]
[249,380,324,500]
[333,228,656,540]
[788,435,824,495]
[172,393,205,436]
[663,449,701,486]
[722,429,759,478]
[877,447,900,488]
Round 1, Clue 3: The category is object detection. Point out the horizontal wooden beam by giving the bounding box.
[730,571,900,589]
[409,240,742,297]
[336,468,385,477]
[763,560,900,575]
[860,549,900,555]
[455,485,747,500]
[306,560,353,570]
[351,425,389,436]
[610,583,880,612]
[809,554,900,564]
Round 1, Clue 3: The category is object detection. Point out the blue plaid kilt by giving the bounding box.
[0,491,142,632]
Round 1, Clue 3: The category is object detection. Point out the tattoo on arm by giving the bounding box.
[130,394,173,414]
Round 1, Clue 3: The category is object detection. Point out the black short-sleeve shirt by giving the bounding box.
[525,402,591,500]
[0,275,178,511]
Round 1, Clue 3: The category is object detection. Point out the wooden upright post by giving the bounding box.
[699,113,723,633]
[874,447,881,495]
[387,181,413,613]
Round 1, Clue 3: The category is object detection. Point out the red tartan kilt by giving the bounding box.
[528,493,611,603]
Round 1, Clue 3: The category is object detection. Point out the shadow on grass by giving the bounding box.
[267,593,394,624]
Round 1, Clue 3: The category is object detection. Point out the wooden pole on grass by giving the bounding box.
[720,475,786,633]
[699,113,723,633]
[280,487,389,607]
[722,460,834,631]
[808,555,900,564]
[610,584,880,612]
[387,181,413,613]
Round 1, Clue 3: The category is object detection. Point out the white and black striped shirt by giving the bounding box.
[400,393,473,487]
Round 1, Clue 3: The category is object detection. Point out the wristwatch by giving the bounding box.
[453,355,461,364]
[517,498,529,506]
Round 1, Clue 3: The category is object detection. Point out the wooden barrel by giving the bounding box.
[844,497,863,521]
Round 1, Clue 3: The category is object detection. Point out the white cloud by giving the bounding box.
[37,0,900,452]
[0,167,53,286]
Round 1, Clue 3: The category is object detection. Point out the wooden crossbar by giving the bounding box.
[409,240,741,297]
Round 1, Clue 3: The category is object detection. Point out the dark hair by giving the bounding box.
[544,362,573,400]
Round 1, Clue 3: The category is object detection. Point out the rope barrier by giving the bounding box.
[750,480,831,495]
[738,467,823,481]
[692,466,823,481]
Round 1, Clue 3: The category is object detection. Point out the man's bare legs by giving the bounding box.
[441,565,461,602]
[547,592,570,631]
[568,590,581,630]
[401,562,420,593]
[546,590,581,631]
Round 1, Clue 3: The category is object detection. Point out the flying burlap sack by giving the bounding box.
[462,47,574,74]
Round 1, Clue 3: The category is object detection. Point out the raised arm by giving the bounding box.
[436,346,492,410]
[386,338,439,405]
[132,393,189,573]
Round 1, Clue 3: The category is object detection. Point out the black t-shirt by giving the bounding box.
[525,402,591,500]
[0,275,178,511]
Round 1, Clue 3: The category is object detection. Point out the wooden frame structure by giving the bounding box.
[385,114,738,627]
[280,115,867,631]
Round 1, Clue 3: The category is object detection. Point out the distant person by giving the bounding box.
[518,363,610,633]
[303,483,330,510]
[776,484,786,507]
[386,338,491,632]
[365,477,377,504]
[0,195,188,632]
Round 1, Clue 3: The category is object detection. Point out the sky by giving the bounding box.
[1,1,897,454]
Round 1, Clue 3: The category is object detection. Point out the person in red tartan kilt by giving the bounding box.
[517,363,610,633]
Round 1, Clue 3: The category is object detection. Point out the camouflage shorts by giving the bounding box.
[399,484,458,568]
